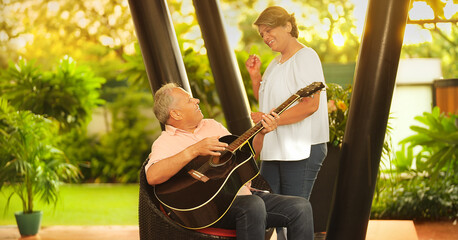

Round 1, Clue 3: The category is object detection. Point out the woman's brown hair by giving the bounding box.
[254,6,299,38]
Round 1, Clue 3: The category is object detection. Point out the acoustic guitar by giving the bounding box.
[154,81,325,229]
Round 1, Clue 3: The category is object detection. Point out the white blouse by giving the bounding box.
[259,47,329,161]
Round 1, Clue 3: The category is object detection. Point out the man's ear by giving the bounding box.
[170,110,182,120]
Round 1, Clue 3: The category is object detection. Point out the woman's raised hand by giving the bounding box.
[245,54,261,77]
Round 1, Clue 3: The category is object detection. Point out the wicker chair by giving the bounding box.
[139,159,274,240]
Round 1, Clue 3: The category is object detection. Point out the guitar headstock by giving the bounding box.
[296,82,325,98]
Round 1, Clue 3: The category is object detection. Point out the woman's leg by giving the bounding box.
[302,143,327,199]
[260,160,281,194]
[279,143,328,199]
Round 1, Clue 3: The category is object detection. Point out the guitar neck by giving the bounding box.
[226,94,302,153]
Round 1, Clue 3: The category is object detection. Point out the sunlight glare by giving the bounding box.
[349,0,369,37]
[108,14,117,26]
[328,4,339,21]
[74,11,89,28]
[180,1,194,16]
[0,30,8,41]
[403,24,432,45]
[89,1,105,15]
[444,0,458,19]
[409,2,434,20]
[349,0,452,44]
[332,33,345,47]
[225,25,241,50]
[220,3,242,49]
[124,42,135,55]
[10,34,34,50]
[99,35,114,47]
[47,1,60,13]
[114,38,121,46]
[88,22,100,35]
[183,42,193,51]
[437,22,452,34]
[302,31,313,43]
[60,11,69,20]
[196,38,205,51]
[74,29,81,38]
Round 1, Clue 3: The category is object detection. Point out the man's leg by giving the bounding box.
[212,195,266,240]
[256,192,314,240]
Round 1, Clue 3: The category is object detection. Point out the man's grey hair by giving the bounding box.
[153,83,179,124]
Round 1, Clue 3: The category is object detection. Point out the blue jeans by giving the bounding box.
[261,143,327,240]
[260,143,328,200]
[212,191,314,240]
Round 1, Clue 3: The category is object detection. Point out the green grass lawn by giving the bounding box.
[0,184,138,226]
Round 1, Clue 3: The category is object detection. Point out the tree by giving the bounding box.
[0,0,136,79]
[0,57,105,130]
[404,0,458,78]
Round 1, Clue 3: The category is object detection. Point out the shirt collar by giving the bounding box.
[164,120,205,135]
[164,124,179,135]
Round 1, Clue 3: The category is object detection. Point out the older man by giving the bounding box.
[145,83,313,240]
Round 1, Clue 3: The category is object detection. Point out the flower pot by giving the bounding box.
[14,211,43,236]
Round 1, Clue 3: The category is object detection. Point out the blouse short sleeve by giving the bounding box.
[289,47,325,93]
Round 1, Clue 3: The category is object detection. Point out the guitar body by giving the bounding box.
[154,135,259,229]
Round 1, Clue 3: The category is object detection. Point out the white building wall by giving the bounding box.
[388,58,442,155]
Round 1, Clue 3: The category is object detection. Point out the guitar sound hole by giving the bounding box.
[210,151,233,167]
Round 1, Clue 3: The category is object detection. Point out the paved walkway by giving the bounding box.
[0,220,456,240]
[0,226,139,240]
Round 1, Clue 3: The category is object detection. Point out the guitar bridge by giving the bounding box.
[188,169,210,182]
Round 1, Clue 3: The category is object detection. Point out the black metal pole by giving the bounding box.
[326,0,411,239]
[127,0,191,94]
[192,0,253,135]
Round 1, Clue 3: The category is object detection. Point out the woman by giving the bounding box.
[245,6,329,201]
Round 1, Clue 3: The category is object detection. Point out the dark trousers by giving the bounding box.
[212,191,314,240]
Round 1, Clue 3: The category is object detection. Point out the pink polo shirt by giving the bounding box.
[145,119,252,195]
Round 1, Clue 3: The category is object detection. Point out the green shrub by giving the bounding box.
[372,107,458,220]
[0,56,105,131]
[399,107,457,179]
[372,176,457,220]
[95,87,158,183]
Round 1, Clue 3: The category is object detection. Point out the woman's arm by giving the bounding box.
[251,92,321,127]
[252,112,279,157]
[276,92,321,126]
[245,55,262,100]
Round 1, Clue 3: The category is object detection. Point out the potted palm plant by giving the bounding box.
[0,98,80,236]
